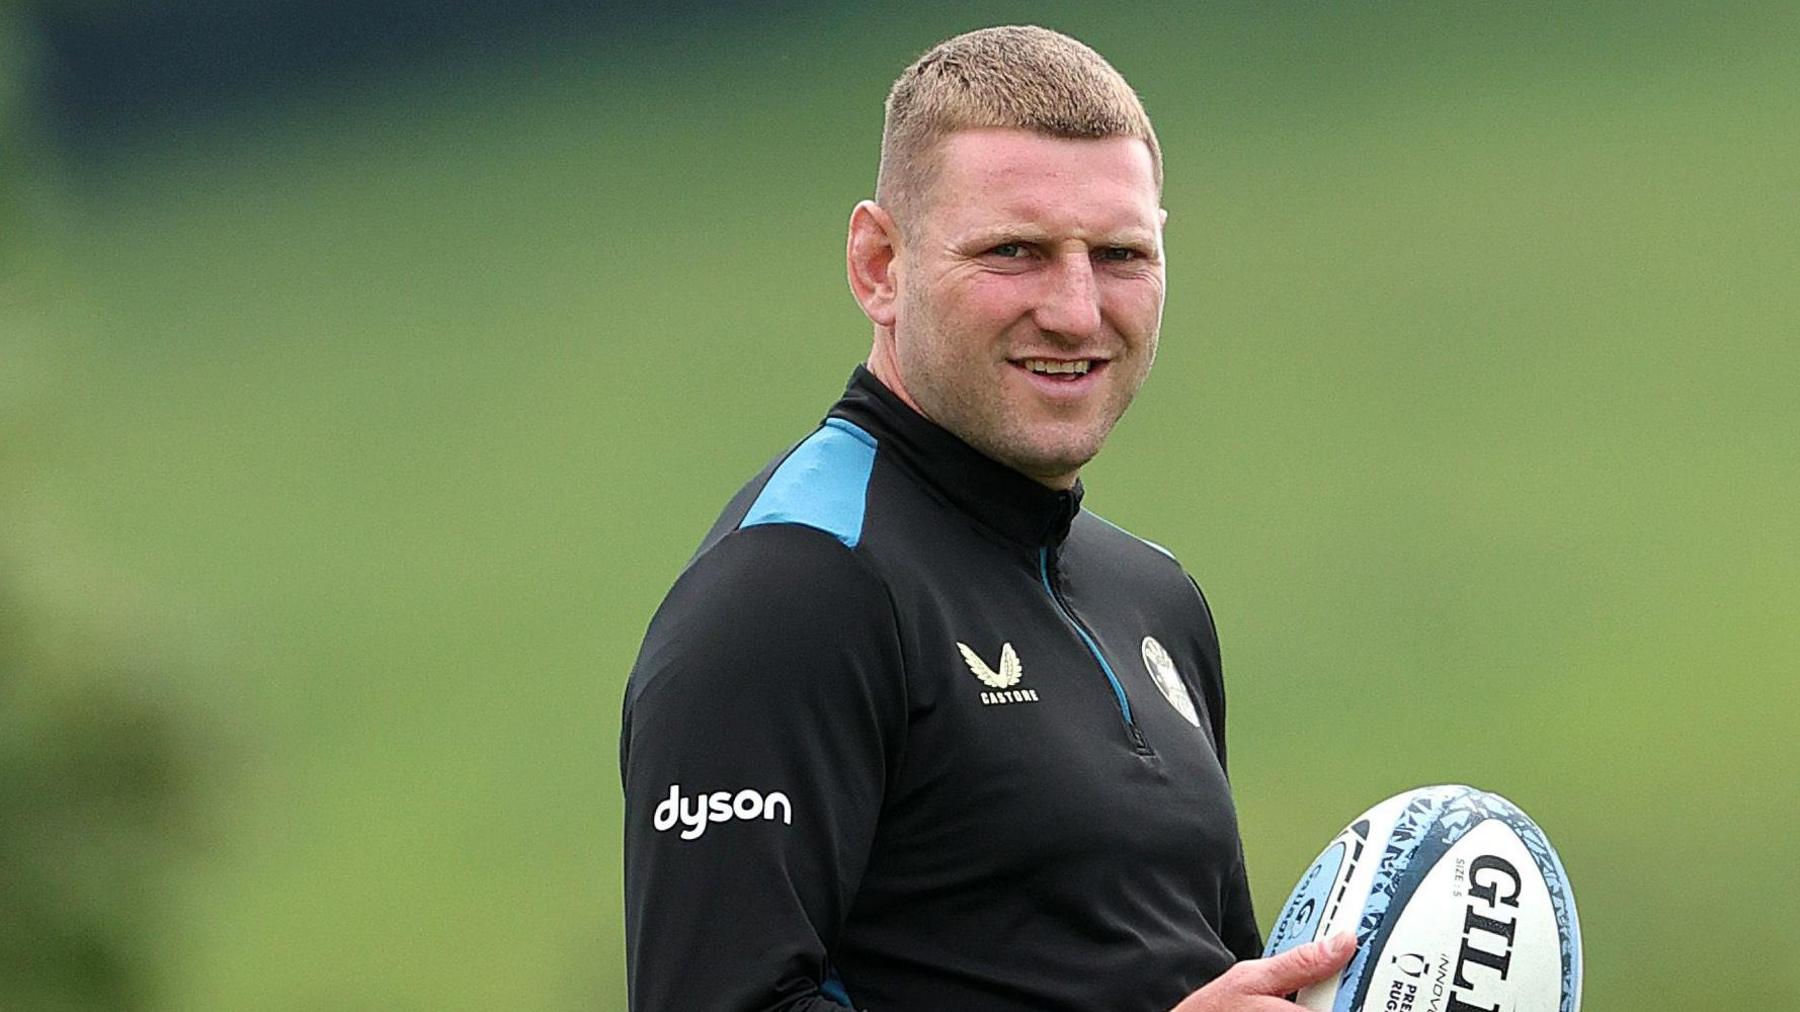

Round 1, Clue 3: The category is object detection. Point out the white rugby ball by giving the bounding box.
[1263,785,1582,1012]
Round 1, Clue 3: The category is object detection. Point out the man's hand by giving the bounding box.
[1169,932,1356,1012]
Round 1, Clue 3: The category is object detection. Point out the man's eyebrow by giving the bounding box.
[959,225,1159,249]
[1098,229,1159,249]
[959,225,1054,248]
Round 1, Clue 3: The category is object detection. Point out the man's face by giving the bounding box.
[888,127,1165,487]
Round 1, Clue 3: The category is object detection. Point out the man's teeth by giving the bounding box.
[1022,359,1091,375]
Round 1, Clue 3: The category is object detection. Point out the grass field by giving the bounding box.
[6,4,1798,1008]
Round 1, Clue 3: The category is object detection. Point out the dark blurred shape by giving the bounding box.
[0,649,190,1012]
[0,467,198,1009]
[25,0,778,153]
[2,22,196,1002]
[32,0,603,135]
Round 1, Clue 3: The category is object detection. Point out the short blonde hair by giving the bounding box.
[876,25,1161,221]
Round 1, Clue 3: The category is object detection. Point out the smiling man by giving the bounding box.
[857,124,1163,489]
[621,25,1350,1012]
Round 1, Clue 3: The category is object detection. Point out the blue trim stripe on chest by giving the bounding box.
[1039,548,1135,724]
[741,418,878,548]
[819,968,853,1007]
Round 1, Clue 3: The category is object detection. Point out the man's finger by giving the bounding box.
[1232,932,1356,996]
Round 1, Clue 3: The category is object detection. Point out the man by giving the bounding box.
[621,25,1351,1012]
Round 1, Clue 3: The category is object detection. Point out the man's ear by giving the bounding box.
[847,200,901,328]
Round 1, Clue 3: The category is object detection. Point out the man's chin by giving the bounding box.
[929,399,1109,485]
[988,436,1104,488]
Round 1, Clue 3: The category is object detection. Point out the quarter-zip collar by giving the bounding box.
[828,365,1083,550]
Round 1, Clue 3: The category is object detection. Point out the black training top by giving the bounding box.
[621,367,1261,1012]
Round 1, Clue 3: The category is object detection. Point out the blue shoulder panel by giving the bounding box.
[740,418,878,549]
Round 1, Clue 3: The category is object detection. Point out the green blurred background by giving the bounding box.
[3,2,1796,1008]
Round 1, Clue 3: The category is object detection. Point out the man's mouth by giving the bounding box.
[1013,357,1104,382]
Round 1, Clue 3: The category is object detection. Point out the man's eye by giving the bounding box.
[1097,247,1142,262]
[988,243,1025,258]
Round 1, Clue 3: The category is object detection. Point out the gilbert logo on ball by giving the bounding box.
[1265,785,1582,1012]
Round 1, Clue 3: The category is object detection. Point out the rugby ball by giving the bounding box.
[1264,785,1581,1012]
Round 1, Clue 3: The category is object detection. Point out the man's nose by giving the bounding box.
[1032,252,1102,339]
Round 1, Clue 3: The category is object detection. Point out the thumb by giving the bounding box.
[1235,932,1356,996]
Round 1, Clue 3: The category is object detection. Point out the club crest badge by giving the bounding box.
[1141,636,1200,727]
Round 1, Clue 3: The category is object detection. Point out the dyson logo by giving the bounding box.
[652,784,792,840]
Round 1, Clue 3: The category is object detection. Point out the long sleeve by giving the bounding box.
[1186,573,1264,960]
[1218,837,1265,961]
[621,525,907,1012]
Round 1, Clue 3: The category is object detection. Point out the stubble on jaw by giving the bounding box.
[892,290,1152,488]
